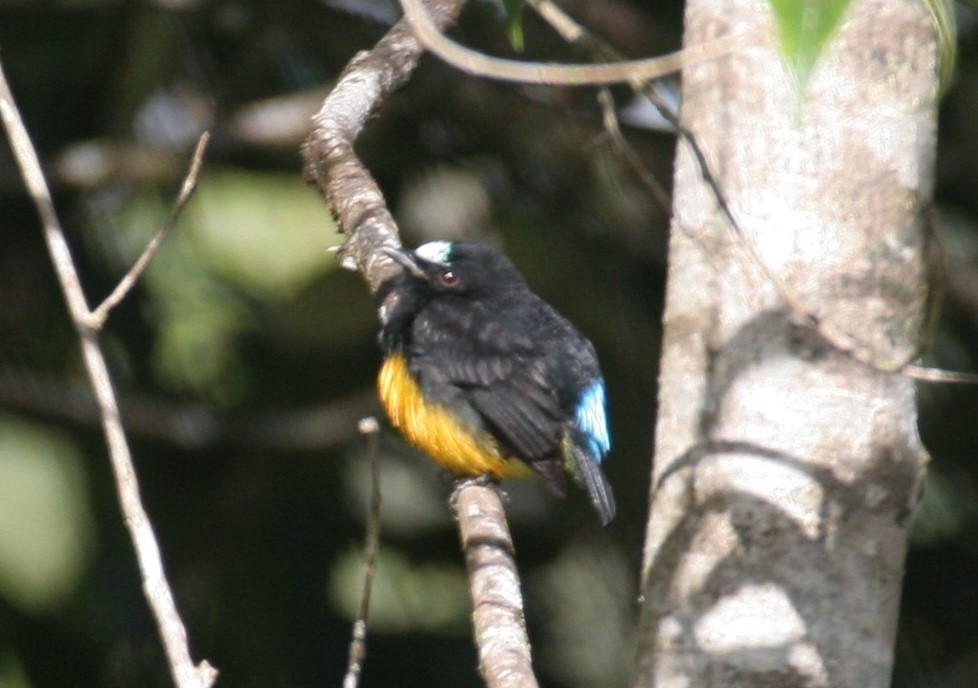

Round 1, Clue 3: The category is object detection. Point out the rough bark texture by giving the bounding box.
[456,484,539,688]
[634,1,935,687]
[302,0,466,295]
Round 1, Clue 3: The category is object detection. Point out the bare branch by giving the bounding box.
[0,58,215,688]
[398,0,743,86]
[89,132,211,330]
[454,482,539,688]
[302,0,468,292]
[902,365,978,384]
[302,2,543,682]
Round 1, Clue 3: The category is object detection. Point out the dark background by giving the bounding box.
[0,1,975,687]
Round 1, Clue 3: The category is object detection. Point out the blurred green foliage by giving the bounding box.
[0,417,93,613]
[103,169,339,402]
[0,1,976,688]
[330,546,471,633]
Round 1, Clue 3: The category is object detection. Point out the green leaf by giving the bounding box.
[924,0,957,96]
[768,0,851,92]
[503,0,525,53]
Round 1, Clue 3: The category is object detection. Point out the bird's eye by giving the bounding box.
[438,269,460,287]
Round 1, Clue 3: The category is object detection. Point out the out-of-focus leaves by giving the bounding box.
[0,654,30,688]
[0,416,93,613]
[329,546,469,633]
[343,452,453,536]
[108,186,251,402]
[186,169,339,300]
[768,0,850,93]
[530,539,634,688]
[111,168,338,302]
[151,289,254,404]
[102,167,339,401]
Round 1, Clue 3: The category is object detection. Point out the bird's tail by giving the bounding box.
[565,439,616,526]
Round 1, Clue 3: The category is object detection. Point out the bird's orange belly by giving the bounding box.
[378,353,531,479]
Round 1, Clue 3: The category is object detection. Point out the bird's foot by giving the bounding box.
[448,473,506,516]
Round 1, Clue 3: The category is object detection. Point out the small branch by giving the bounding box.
[398,0,744,86]
[453,482,539,688]
[594,87,671,210]
[343,417,383,688]
[89,131,211,330]
[0,59,215,688]
[902,364,978,384]
[0,367,375,452]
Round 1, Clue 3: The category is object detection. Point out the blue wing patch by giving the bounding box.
[574,380,611,462]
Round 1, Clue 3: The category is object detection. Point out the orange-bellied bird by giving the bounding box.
[376,240,615,525]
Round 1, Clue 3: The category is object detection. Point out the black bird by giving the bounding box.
[376,240,615,525]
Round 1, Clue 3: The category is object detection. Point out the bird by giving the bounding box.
[375,240,615,525]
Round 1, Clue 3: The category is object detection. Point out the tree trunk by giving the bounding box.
[633,1,935,687]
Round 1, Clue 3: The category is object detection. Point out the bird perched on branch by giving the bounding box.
[376,240,615,525]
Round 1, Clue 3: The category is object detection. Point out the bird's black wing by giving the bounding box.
[420,313,565,461]
[466,360,564,460]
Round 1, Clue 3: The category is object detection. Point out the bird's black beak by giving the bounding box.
[380,245,426,279]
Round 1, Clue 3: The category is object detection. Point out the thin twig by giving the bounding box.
[902,364,978,383]
[343,417,383,688]
[89,132,211,330]
[595,87,671,210]
[398,0,743,86]
[0,59,216,688]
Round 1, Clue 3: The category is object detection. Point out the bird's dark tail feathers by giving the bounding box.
[568,443,616,526]
[528,458,567,497]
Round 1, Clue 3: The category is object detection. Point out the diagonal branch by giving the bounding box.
[302,0,469,293]
[0,59,216,688]
[301,2,540,686]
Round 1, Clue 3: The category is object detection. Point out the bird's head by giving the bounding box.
[380,240,525,298]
